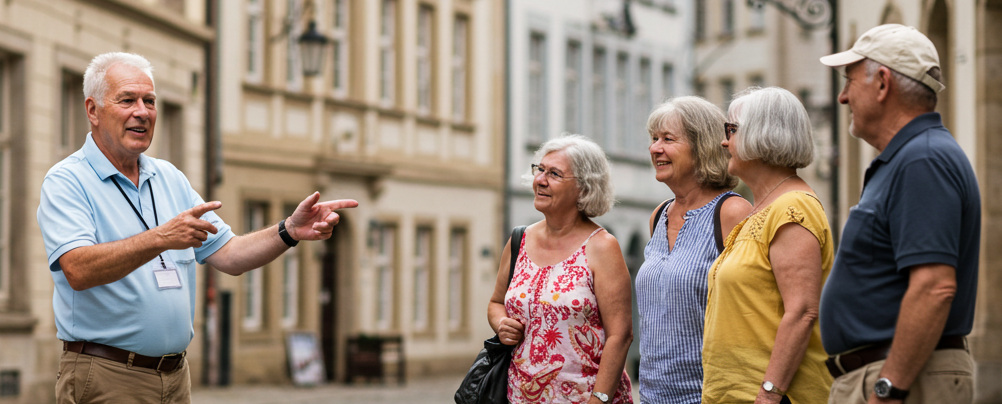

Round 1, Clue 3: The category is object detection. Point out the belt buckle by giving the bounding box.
[833,353,848,376]
[156,351,186,372]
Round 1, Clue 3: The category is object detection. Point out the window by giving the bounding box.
[591,48,607,147]
[374,224,396,330]
[59,70,87,158]
[695,80,706,98]
[247,0,264,82]
[661,63,675,101]
[614,53,629,152]
[417,5,434,115]
[721,78,735,109]
[722,0,735,36]
[749,2,765,31]
[154,102,183,170]
[380,0,397,105]
[527,32,547,143]
[749,74,765,88]
[413,227,432,331]
[286,0,303,90]
[243,201,268,331]
[331,0,349,96]
[565,40,582,134]
[281,204,299,329]
[452,15,469,121]
[635,58,652,152]
[695,0,706,41]
[447,229,466,330]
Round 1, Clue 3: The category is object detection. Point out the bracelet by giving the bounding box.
[278,219,299,247]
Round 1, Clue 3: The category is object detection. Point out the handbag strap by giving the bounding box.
[713,193,736,254]
[508,226,526,287]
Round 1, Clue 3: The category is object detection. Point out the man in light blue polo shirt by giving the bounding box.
[37,52,358,404]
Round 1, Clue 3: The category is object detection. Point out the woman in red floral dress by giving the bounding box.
[487,134,634,404]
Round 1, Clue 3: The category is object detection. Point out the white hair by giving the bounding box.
[727,86,815,169]
[863,58,937,111]
[83,52,155,106]
[521,134,616,217]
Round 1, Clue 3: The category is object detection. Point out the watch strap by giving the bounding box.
[876,378,910,400]
[762,381,786,396]
[279,219,299,247]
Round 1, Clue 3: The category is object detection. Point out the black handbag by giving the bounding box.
[454,226,526,404]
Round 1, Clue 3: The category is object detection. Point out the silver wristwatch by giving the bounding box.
[592,391,609,403]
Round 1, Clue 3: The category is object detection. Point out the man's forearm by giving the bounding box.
[59,232,167,290]
[207,223,289,275]
[879,264,956,390]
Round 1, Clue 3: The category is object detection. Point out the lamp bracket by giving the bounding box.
[747,0,833,30]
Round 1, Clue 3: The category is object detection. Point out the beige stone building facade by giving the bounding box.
[835,1,1002,402]
[214,0,505,385]
[0,0,213,402]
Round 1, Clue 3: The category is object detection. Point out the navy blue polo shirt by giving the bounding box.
[820,112,981,355]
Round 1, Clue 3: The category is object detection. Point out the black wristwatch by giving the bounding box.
[278,219,299,247]
[874,377,909,400]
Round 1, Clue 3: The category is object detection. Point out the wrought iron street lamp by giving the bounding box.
[298,21,329,77]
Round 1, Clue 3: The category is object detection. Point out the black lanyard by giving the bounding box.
[112,177,167,269]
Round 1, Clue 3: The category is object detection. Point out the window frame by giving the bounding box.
[330,0,350,97]
[380,0,397,106]
[246,0,265,83]
[242,201,269,331]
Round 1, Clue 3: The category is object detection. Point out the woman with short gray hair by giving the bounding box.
[488,134,635,403]
[635,96,751,403]
[702,87,834,404]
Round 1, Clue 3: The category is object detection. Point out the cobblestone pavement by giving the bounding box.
[192,373,642,403]
[192,373,464,404]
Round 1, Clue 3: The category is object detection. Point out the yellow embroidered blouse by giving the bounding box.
[702,191,834,404]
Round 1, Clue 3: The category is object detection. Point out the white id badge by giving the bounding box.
[154,260,183,289]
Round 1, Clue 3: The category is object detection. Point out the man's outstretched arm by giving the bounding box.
[206,192,358,275]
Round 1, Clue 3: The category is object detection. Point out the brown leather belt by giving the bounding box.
[826,335,966,378]
[63,341,186,372]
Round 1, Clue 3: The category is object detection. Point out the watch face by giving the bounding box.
[763,381,775,391]
[874,379,891,398]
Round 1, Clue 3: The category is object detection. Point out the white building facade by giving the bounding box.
[505,0,694,375]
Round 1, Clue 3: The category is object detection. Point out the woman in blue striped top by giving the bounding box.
[636,96,751,403]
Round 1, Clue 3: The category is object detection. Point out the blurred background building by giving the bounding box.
[0,0,1000,403]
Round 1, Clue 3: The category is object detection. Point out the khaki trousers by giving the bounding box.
[828,349,973,404]
[56,350,191,404]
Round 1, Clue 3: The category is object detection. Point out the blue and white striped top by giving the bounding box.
[635,191,736,404]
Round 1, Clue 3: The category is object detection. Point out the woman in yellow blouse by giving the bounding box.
[702,86,834,404]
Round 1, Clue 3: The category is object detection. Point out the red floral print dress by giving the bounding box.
[505,228,633,403]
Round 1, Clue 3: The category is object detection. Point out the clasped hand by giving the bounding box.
[498,317,525,346]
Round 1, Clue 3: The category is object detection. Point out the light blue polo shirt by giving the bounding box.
[37,134,234,357]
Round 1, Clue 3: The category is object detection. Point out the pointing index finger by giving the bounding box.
[189,201,222,218]
[317,199,359,211]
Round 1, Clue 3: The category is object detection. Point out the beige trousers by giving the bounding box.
[56,350,191,404]
[828,349,973,404]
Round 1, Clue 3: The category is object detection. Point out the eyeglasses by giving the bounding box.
[724,122,738,140]
[531,164,575,182]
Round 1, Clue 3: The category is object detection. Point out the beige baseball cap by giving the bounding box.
[820,24,944,93]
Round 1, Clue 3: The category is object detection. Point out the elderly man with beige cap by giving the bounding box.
[818,24,980,404]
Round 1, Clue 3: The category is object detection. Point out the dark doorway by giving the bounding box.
[321,224,341,382]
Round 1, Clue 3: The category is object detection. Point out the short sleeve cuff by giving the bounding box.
[48,240,97,271]
[195,229,235,264]
[897,252,958,272]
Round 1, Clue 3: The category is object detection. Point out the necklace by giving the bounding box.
[750,174,797,215]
